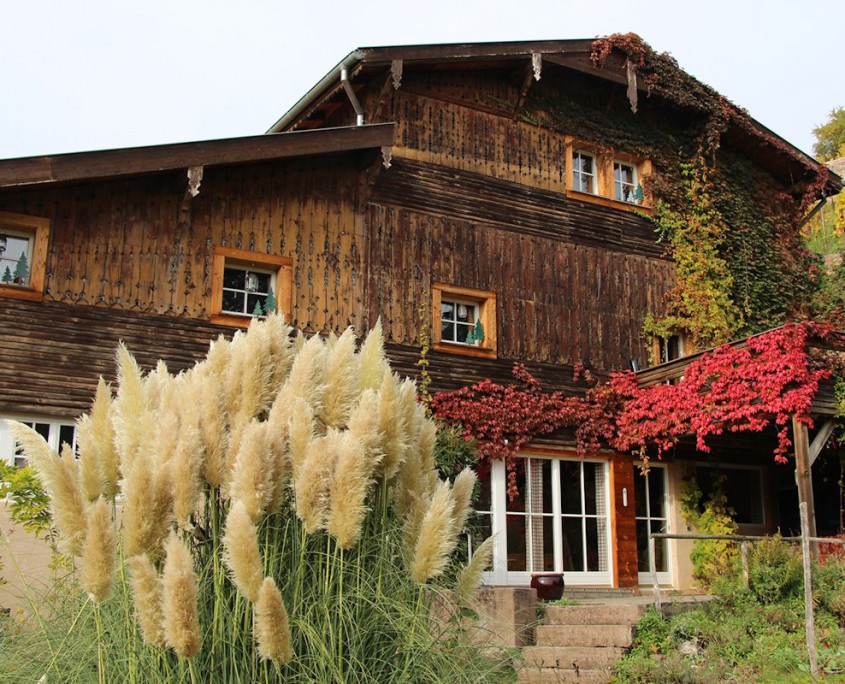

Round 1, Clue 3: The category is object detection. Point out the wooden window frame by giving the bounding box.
[432,282,497,359]
[0,210,49,302]
[563,139,653,216]
[210,246,292,328]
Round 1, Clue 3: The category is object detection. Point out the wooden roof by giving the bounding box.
[0,123,395,189]
[268,39,841,197]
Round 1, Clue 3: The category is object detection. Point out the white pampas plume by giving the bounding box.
[450,469,477,537]
[327,433,379,549]
[378,373,407,480]
[162,532,201,658]
[319,327,361,429]
[112,344,148,474]
[144,359,171,411]
[8,422,87,556]
[265,313,295,401]
[359,318,388,391]
[455,536,495,602]
[123,452,172,559]
[80,497,115,603]
[254,577,292,664]
[286,334,327,415]
[410,480,457,583]
[294,432,340,533]
[194,365,228,488]
[128,554,166,647]
[170,421,203,531]
[229,421,275,522]
[287,397,314,479]
[347,390,382,461]
[225,327,272,428]
[222,501,263,602]
[76,378,119,501]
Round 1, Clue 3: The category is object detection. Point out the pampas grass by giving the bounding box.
[455,536,495,602]
[6,316,503,684]
[254,577,292,664]
[162,533,201,658]
[222,501,263,602]
[128,553,166,648]
[80,497,115,603]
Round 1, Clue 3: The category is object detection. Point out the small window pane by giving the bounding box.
[562,518,584,571]
[59,425,76,452]
[0,234,33,287]
[634,470,648,518]
[441,301,455,321]
[506,515,527,571]
[222,290,245,314]
[648,471,666,519]
[559,460,582,514]
[456,303,470,323]
[441,321,455,342]
[247,293,268,315]
[223,268,245,289]
[252,272,271,293]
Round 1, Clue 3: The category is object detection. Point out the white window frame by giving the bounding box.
[0,229,35,288]
[220,263,276,318]
[634,463,672,586]
[480,456,614,587]
[439,298,482,347]
[1,415,77,467]
[613,161,638,204]
[572,151,596,195]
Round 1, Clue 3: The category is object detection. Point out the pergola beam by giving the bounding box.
[809,418,835,467]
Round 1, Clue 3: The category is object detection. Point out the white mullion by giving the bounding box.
[525,459,534,573]
[552,459,563,574]
[490,459,508,584]
[579,462,587,572]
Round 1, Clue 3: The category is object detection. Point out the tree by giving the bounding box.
[2,266,11,283]
[13,252,28,283]
[813,107,845,162]
[263,288,276,315]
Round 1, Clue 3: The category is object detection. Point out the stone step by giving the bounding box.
[517,666,612,683]
[522,645,627,670]
[543,603,647,625]
[535,623,634,648]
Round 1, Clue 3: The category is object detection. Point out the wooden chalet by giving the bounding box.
[0,39,841,591]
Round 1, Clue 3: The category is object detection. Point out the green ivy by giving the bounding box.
[680,476,739,587]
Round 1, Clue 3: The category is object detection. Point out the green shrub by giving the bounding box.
[748,535,803,604]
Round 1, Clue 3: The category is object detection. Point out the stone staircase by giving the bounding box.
[517,602,647,683]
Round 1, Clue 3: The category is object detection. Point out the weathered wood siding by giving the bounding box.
[0,156,367,333]
[367,162,674,371]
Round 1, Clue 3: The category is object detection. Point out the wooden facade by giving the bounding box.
[0,40,838,590]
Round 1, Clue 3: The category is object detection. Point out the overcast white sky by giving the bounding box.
[1,0,842,161]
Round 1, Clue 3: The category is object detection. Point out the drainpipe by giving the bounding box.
[341,66,365,126]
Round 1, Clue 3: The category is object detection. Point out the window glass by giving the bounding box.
[572,152,595,194]
[222,266,273,317]
[440,299,479,345]
[614,162,638,203]
[0,233,33,287]
[695,466,764,525]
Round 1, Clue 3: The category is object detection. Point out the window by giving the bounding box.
[211,247,292,327]
[564,141,652,215]
[0,211,49,302]
[634,464,670,581]
[572,151,596,194]
[1,416,77,467]
[432,283,496,358]
[694,464,765,526]
[614,161,642,204]
[475,456,613,585]
[657,333,685,364]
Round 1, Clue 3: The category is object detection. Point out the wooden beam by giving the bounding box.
[0,124,396,189]
[512,56,539,121]
[793,415,818,543]
[809,419,835,466]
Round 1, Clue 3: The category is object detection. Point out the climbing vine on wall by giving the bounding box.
[430,323,835,494]
[525,33,830,344]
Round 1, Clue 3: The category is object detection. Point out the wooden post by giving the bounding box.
[800,502,818,677]
[793,415,817,556]
[741,541,749,590]
[649,535,661,614]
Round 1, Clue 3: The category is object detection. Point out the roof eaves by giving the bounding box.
[0,123,395,190]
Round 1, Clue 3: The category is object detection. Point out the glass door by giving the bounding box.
[477,456,613,586]
[634,464,671,585]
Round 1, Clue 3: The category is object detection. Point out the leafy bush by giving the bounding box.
[748,535,803,604]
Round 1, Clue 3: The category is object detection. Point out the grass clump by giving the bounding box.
[1,316,512,683]
[614,537,845,683]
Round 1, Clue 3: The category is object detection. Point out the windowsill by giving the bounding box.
[566,189,653,216]
[433,340,496,359]
[210,312,261,328]
[0,285,43,302]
